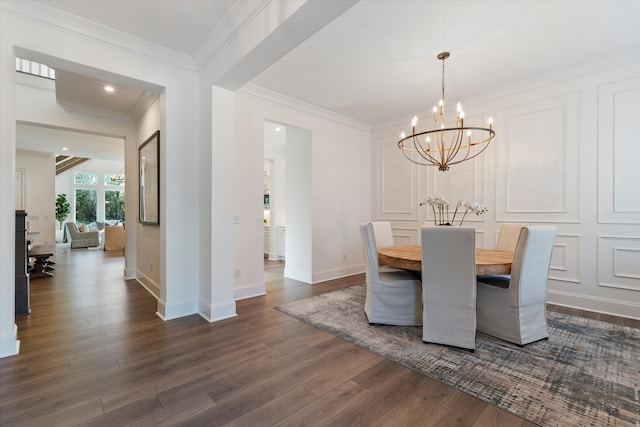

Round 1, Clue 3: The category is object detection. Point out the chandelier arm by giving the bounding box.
[399,139,439,166]
[401,134,442,166]
[443,131,496,166]
[444,128,465,165]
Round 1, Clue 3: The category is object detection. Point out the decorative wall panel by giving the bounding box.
[377,135,418,220]
[495,93,580,223]
[598,236,640,291]
[598,77,640,224]
[391,227,417,246]
[548,234,580,283]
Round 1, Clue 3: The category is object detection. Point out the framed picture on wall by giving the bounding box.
[139,130,160,225]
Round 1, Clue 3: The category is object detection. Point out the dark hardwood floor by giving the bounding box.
[1,249,636,426]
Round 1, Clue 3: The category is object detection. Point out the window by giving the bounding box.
[75,189,97,224]
[75,172,98,185]
[105,190,125,221]
[15,58,56,79]
[72,170,125,225]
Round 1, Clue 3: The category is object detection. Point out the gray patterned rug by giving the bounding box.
[276,285,640,427]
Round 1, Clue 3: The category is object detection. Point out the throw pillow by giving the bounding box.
[79,224,88,232]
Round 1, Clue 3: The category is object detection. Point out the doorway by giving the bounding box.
[262,120,312,283]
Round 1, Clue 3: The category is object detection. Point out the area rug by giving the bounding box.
[276,285,640,426]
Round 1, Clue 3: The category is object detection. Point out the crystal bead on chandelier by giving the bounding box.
[398,52,495,171]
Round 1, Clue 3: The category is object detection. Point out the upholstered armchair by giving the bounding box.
[66,222,101,249]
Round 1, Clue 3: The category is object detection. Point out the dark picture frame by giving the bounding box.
[139,130,160,225]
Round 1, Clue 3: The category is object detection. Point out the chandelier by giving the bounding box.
[398,52,495,171]
[109,167,125,184]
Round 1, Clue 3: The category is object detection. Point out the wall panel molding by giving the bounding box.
[598,235,640,291]
[377,133,419,220]
[598,76,640,224]
[391,226,418,246]
[549,233,581,283]
[496,92,580,223]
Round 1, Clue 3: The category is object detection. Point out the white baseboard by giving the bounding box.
[547,289,640,320]
[311,263,364,284]
[123,267,136,280]
[0,324,20,357]
[135,271,160,298]
[234,281,266,301]
[156,296,198,320]
[198,298,237,322]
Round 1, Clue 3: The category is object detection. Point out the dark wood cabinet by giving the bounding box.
[15,210,30,315]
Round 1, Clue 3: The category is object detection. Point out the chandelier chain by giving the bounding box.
[441,55,446,103]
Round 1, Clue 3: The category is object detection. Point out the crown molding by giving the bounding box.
[55,100,134,123]
[2,0,197,73]
[130,91,160,122]
[240,83,371,133]
[193,0,272,72]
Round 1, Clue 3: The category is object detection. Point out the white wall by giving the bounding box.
[372,55,640,320]
[16,150,55,245]
[135,97,161,297]
[232,85,371,300]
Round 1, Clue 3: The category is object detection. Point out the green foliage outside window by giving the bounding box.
[105,190,125,221]
[75,189,97,224]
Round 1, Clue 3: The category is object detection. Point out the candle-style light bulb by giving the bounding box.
[488,117,493,126]
[459,111,464,119]
[456,102,462,112]
[432,106,437,113]
[400,132,406,139]
[412,116,418,127]
[439,99,444,107]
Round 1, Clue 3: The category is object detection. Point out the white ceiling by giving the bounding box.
[16,122,124,161]
[55,69,154,122]
[22,0,640,128]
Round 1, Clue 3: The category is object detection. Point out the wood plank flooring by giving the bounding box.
[1,248,636,426]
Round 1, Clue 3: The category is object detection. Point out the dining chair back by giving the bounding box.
[421,226,476,350]
[496,223,527,252]
[476,226,557,345]
[370,221,395,248]
[370,221,403,272]
[360,223,422,326]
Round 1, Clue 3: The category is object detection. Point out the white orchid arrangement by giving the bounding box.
[420,195,487,226]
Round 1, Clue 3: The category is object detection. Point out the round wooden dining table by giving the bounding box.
[378,246,513,275]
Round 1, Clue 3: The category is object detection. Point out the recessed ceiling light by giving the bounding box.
[61,147,69,151]
[275,127,281,132]
[104,85,115,93]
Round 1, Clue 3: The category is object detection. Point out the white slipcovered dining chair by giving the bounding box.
[360,223,422,326]
[370,221,403,273]
[478,223,527,282]
[421,226,476,351]
[496,223,527,252]
[476,226,556,345]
